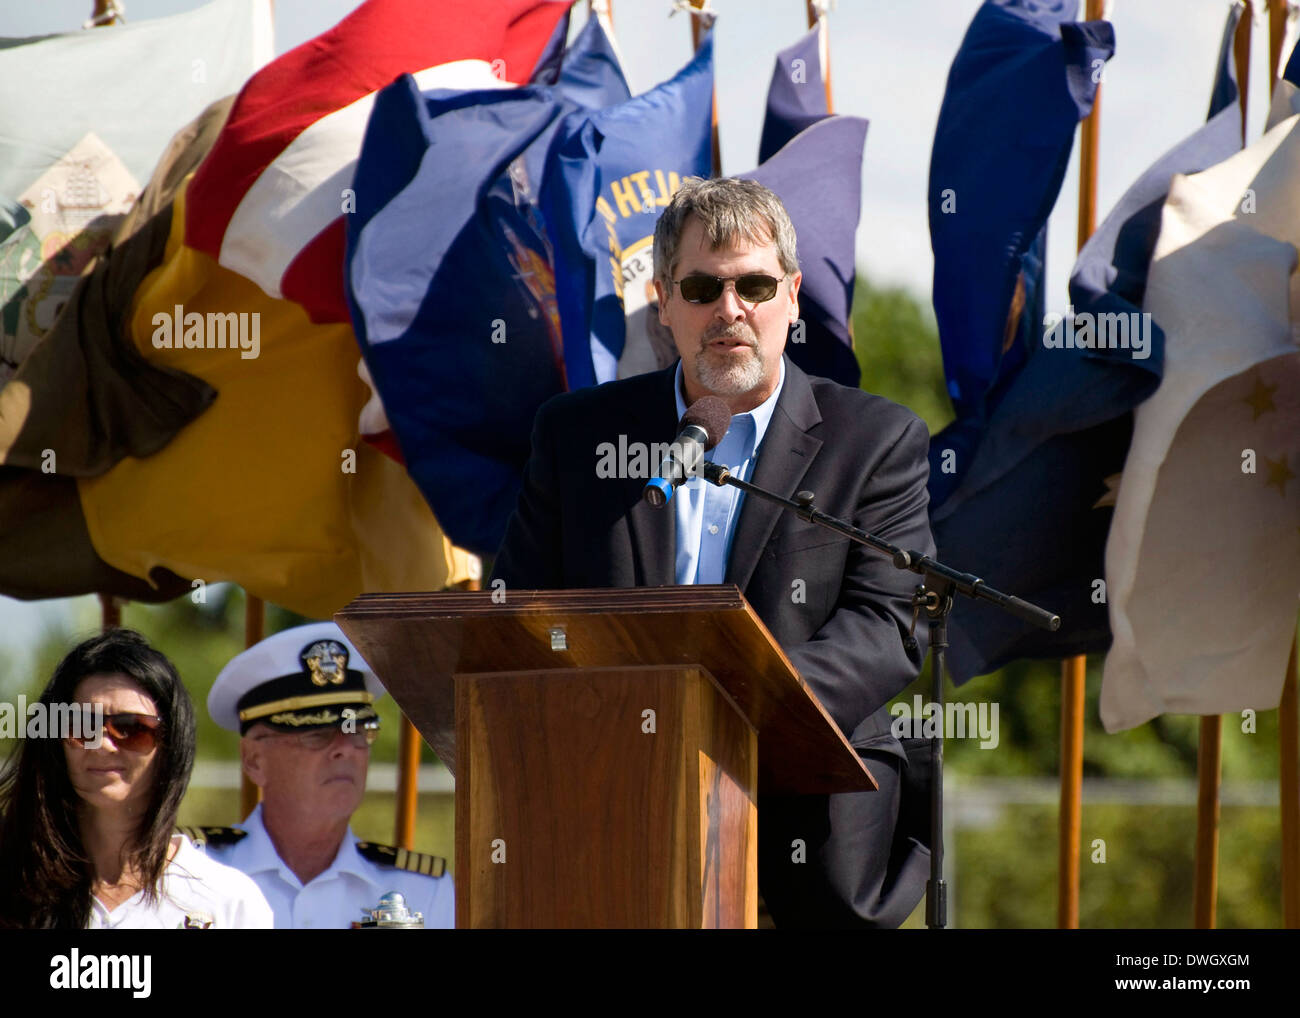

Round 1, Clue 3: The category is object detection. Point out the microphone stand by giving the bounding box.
[700,461,1059,930]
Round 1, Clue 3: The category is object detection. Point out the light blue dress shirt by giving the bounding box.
[673,358,786,585]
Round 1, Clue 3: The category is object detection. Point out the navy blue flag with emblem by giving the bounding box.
[742,25,865,388]
[930,3,1245,682]
[541,32,714,388]
[344,16,630,555]
[927,0,1114,431]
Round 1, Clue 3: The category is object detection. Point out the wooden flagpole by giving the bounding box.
[806,1,834,111]
[1192,4,1253,930]
[688,1,721,175]
[241,594,265,819]
[394,718,421,849]
[394,566,481,849]
[98,594,121,630]
[1282,634,1300,927]
[1267,0,1300,930]
[89,0,122,27]
[1059,0,1106,932]
[89,5,121,635]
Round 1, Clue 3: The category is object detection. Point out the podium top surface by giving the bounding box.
[336,585,874,795]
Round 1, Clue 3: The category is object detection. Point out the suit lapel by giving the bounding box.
[725,358,823,592]
[624,365,679,587]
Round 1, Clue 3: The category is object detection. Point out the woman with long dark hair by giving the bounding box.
[0,629,271,928]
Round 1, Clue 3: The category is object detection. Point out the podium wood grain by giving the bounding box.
[336,586,874,795]
[335,586,876,928]
[456,666,756,927]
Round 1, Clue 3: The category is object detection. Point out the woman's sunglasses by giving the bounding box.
[66,712,163,752]
[672,273,786,305]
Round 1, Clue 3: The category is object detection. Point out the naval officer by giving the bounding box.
[197,622,454,929]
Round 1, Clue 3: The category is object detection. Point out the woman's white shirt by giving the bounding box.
[87,834,273,929]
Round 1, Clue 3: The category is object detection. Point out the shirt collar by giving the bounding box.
[672,355,786,452]
[240,802,370,885]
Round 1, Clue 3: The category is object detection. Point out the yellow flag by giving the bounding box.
[79,178,472,618]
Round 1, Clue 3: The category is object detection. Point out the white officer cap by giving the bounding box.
[208,622,386,734]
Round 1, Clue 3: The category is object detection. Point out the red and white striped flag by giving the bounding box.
[184,0,570,324]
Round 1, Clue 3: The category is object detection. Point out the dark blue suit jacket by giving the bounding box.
[492,355,935,925]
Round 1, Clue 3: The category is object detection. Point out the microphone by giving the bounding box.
[643,396,732,508]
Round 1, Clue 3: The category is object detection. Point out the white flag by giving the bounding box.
[0,0,273,382]
[1101,113,1300,732]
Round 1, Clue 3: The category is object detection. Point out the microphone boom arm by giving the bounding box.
[700,461,1059,631]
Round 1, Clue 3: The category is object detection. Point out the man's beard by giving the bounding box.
[694,327,766,396]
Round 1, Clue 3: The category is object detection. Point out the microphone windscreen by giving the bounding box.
[680,396,732,451]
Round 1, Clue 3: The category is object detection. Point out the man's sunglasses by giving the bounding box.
[672,273,786,305]
[67,712,163,752]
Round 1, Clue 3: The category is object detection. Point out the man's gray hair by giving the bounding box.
[653,177,799,291]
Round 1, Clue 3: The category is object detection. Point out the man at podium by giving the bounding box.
[492,177,934,928]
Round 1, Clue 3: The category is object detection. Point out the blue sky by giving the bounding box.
[0,0,1288,674]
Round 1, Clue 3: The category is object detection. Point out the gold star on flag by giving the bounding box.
[1093,472,1122,509]
[1264,454,1295,497]
[1243,374,1277,420]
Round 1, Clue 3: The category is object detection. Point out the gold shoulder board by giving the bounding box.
[178,825,248,849]
[355,841,447,878]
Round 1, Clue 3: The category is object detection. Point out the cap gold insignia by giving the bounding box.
[302,639,348,687]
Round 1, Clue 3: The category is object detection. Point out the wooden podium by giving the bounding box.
[335,585,876,929]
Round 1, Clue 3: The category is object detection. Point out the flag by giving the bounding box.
[931,4,1246,683]
[348,18,708,554]
[758,24,829,164]
[1100,116,1300,731]
[927,0,1114,428]
[76,173,474,620]
[0,0,271,603]
[184,0,570,325]
[0,0,272,386]
[1268,7,1300,128]
[351,11,630,465]
[542,31,714,387]
[347,80,572,559]
[745,26,866,388]
[0,97,223,603]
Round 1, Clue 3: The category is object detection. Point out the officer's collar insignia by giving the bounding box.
[302,640,349,687]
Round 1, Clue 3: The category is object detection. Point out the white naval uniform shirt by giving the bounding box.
[204,804,455,929]
[87,834,273,929]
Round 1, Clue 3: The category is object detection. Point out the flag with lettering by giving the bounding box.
[542,31,714,387]
[346,13,632,555]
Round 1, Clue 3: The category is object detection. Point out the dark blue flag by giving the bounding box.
[345,17,631,555]
[931,3,1245,682]
[744,116,866,388]
[742,25,865,389]
[542,33,714,387]
[758,25,828,164]
[927,0,1113,429]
